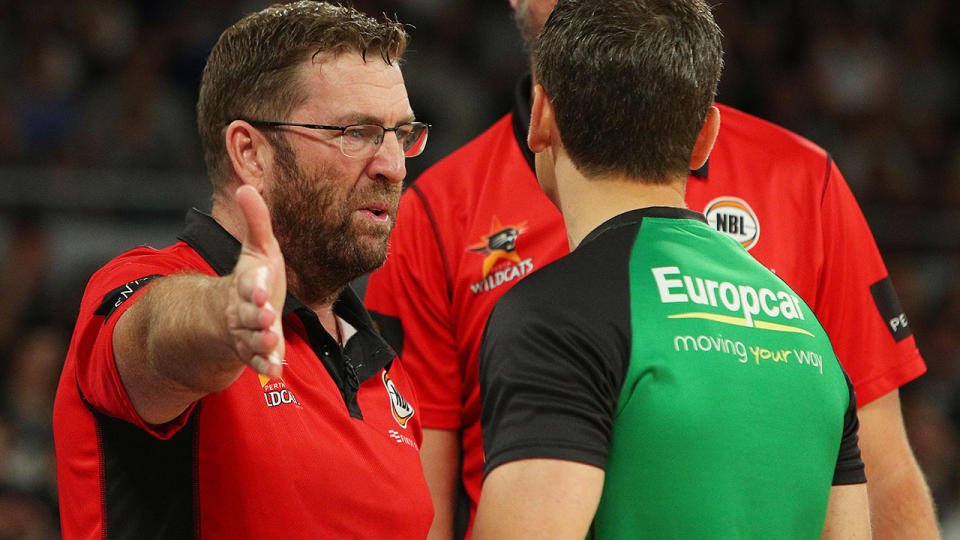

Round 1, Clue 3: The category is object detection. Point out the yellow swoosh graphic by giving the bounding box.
[668,312,814,337]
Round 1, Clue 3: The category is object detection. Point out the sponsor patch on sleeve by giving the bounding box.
[869,277,912,342]
[369,310,404,357]
[94,275,162,321]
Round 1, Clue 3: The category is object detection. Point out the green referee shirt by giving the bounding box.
[479,207,865,539]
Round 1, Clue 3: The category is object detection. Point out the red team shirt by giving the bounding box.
[54,211,433,539]
[364,79,927,532]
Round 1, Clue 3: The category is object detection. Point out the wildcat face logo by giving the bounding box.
[382,371,414,428]
[467,216,534,295]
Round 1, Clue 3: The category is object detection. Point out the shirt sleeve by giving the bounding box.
[833,370,867,485]
[365,187,463,428]
[479,284,627,479]
[815,160,926,405]
[71,251,197,439]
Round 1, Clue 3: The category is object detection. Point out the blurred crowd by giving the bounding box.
[0,0,957,537]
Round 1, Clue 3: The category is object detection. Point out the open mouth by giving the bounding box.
[358,204,390,222]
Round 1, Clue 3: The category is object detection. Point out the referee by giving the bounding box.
[473,1,869,538]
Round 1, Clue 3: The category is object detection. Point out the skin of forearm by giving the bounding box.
[141,273,245,394]
[857,391,940,539]
[115,272,247,424]
[866,457,939,539]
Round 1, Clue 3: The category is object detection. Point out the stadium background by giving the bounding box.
[0,0,957,536]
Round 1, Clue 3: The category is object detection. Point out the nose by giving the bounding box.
[367,131,406,185]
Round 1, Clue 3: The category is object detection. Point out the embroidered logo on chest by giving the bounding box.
[466,216,534,295]
[382,371,414,428]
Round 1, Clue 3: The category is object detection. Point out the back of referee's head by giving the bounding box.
[534,0,723,184]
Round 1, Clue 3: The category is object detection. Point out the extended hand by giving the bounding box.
[226,185,287,379]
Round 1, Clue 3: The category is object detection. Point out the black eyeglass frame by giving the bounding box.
[239,119,430,158]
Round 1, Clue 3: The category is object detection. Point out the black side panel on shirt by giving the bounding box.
[96,408,197,539]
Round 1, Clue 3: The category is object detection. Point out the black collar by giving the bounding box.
[176,209,376,333]
[580,206,708,249]
[510,74,709,179]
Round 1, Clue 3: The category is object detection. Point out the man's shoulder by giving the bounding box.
[408,113,523,195]
[87,241,209,290]
[715,103,829,162]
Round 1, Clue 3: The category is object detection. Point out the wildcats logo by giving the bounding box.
[467,216,534,295]
[703,197,759,250]
[382,371,414,428]
[259,372,300,408]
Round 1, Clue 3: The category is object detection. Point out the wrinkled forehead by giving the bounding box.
[296,52,412,123]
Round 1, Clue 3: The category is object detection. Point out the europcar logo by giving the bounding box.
[652,266,811,335]
[703,197,759,250]
[467,216,534,295]
[382,371,414,428]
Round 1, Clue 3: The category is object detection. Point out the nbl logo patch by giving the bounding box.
[703,197,760,250]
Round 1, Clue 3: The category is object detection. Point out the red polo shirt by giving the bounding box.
[55,210,433,539]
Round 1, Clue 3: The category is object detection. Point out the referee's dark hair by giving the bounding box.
[535,0,723,183]
[197,1,408,193]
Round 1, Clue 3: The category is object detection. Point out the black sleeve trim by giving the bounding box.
[870,276,913,342]
[833,370,867,485]
[94,275,163,321]
[483,440,608,481]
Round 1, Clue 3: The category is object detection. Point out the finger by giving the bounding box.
[233,327,281,355]
[249,355,282,379]
[229,301,276,331]
[235,185,278,256]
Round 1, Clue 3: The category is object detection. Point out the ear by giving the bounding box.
[225,120,272,192]
[528,83,557,154]
[689,105,720,171]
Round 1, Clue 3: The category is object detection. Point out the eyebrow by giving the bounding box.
[335,112,417,126]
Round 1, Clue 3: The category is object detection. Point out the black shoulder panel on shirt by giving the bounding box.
[480,220,640,476]
[870,276,913,342]
[95,407,198,539]
[94,275,162,321]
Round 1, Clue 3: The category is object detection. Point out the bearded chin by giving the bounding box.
[266,154,392,306]
[272,203,389,306]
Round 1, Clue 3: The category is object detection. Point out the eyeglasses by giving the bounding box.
[242,119,430,159]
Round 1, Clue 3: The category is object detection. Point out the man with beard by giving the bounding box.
[53,3,433,538]
[365,0,936,538]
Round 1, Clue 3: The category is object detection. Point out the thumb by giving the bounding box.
[235,185,278,256]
